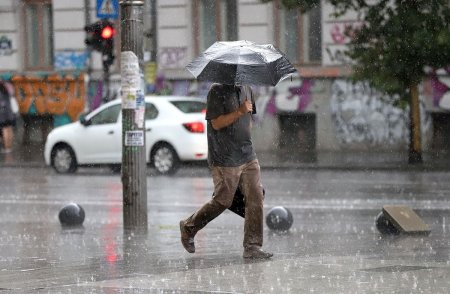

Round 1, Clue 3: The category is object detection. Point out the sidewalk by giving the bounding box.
[257,149,450,170]
[1,162,450,292]
[2,139,450,170]
[0,141,46,168]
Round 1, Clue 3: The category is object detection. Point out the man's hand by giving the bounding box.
[238,99,253,115]
[211,99,252,130]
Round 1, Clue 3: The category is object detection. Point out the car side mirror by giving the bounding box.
[79,115,91,126]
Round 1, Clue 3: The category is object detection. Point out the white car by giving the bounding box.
[44,96,208,175]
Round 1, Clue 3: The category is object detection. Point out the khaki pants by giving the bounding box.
[183,159,264,248]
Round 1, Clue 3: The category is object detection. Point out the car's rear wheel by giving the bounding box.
[51,145,77,174]
[151,143,179,175]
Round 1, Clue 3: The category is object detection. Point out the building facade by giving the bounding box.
[1,0,449,152]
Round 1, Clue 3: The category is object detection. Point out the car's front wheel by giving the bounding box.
[51,145,78,174]
[151,143,179,175]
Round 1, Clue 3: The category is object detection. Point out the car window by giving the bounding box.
[170,101,206,113]
[145,103,158,120]
[89,104,121,125]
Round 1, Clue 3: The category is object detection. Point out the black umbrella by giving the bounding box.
[186,40,297,86]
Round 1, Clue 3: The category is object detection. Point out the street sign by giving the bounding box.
[96,0,119,19]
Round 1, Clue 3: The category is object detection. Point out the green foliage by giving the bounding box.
[260,0,320,12]
[262,0,450,101]
[346,0,450,99]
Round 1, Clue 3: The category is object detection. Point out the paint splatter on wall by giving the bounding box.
[54,50,89,70]
[431,69,450,110]
[0,35,13,56]
[11,74,85,123]
[330,80,432,148]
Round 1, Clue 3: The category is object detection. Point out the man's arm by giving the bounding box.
[211,100,252,130]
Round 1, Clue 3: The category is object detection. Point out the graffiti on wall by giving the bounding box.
[273,79,314,112]
[324,22,362,66]
[431,68,450,110]
[325,47,352,65]
[323,9,362,66]
[158,47,187,69]
[330,79,431,147]
[329,22,361,44]
[54,50,89,70]
[0,35,13,56]
[148,77,310,122]
[247,79,314,125]
[11,74,85,122]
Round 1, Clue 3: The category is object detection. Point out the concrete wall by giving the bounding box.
[0,0,447,151]
[239,0,273,44]
[0,0,109,75]
[249,77,433,153]
[157,0,191,79]
[0,0,20,71]
[53,0,90,71]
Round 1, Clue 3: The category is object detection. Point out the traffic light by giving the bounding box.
[84,20,115,66]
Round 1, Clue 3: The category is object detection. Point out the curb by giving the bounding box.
[2,161,450,172]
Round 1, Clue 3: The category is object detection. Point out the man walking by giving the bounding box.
[179,83,272,259]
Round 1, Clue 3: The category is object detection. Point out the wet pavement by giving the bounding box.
[0,154,450,293]
[1,139,450,171]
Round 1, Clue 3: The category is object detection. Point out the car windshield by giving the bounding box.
[170,100,206,113]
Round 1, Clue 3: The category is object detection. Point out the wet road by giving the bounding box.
[0,166,450,293]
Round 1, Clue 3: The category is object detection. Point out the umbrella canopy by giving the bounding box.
[186,40,297,86]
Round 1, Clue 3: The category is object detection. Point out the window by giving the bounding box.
[23,0,54,69]
[306,6,322,63]
[145,103,158,120]
[276,2,322,64]
[90,104,121,125]
[194,0,238,53]
[281,9,299,63]
[170,101,206,113]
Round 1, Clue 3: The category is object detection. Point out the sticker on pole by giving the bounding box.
[121,51,140,109]
[125,131,144,146]
[135,90,145,128]
[135,107,145,128]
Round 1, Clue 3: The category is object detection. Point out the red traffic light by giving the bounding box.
[84,20,115,63]
[101,26,114,39]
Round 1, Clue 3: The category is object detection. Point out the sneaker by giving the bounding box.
[179,220,195,253]
[243,246,273,259]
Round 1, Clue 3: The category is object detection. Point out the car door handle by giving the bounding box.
[146,128,152,132]
[108,130,114,135]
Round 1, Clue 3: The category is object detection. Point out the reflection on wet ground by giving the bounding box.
[0,167,450,292]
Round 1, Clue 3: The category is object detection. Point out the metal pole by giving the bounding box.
[84,0,92,75]
[103,62,110,101]
[120,0,148,232]
[149,0,157,62]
